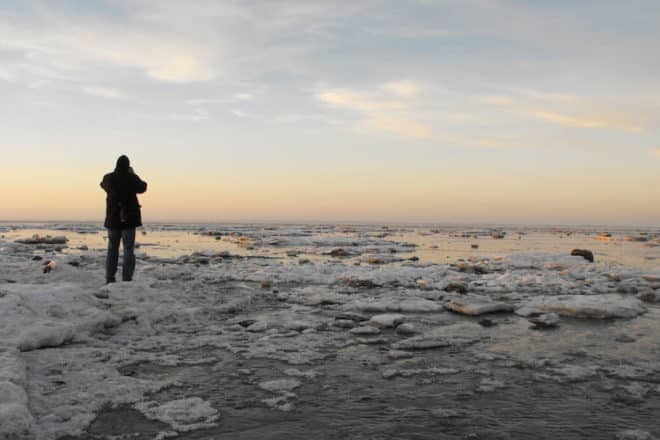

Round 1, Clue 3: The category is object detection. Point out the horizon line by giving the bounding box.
[0,218,658,229]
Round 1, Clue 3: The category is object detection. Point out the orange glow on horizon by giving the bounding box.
[1,166,658,225]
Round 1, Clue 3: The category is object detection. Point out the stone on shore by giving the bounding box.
[637,291,660,303]
[571,249,594,262]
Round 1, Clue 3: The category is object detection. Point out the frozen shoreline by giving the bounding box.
[1,225,659,439]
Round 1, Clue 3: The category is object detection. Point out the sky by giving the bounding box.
[0,0,659,225]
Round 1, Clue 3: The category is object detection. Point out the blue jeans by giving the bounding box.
[106,228,136,282]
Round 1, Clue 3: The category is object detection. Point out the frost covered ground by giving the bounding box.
[1,223,659,439]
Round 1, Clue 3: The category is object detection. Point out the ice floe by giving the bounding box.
[516,294,647,319]
[392,323,488,350]
[367,313,406,329]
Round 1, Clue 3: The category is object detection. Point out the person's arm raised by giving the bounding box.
[133,174,148,194]
[100,174,111,193]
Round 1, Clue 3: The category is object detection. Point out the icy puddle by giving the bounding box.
[1,223,659,439]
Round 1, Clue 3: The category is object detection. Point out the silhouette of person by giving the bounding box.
[100,155,147,283]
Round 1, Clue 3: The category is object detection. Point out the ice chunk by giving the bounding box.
[349,326,381,336]
[350,298,442,313]
[382,367,458,379]
[431,407,467,418]
[0,349,34,440]
[333,319,355,329]
[517,294,647,319]
[386,350,414,360]
[283,369,321,379]
[0,403,33,440]
[477,378,507,392]
[135,398,219,432]
[616,429,655,440]
[1,282,123,352]
[16,310,121,351]
[262,395,294,412]
[395,323,417,335]
[528,313,560,329]
[259,378,301,393]
[392,323,487,350]
[445,301,514,316]
[535,365,600,383]
[368,314,405,329]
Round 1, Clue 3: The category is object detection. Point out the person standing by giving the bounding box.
[100,155,147,284]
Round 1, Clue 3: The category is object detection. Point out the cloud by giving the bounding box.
[652,149,660,157]
[533,111,643,133]
[82,86,130,100]
[318,83,430,138]
[318,90,400,113]
[68,27,216,82]
[366,116,431,138]
[0,4,219,83]
[533,111,606,129]
[504,88,577,103]
[382,80,422,97]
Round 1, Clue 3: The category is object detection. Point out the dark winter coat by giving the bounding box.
[100,170,147,229]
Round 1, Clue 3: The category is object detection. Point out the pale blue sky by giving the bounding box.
[0,0,658,224]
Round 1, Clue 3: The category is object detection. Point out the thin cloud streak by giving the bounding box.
[533,111,644,133]
[318,82,431,138]
[533,111,607,129]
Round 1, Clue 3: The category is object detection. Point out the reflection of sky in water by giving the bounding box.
[1,223,658,270]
